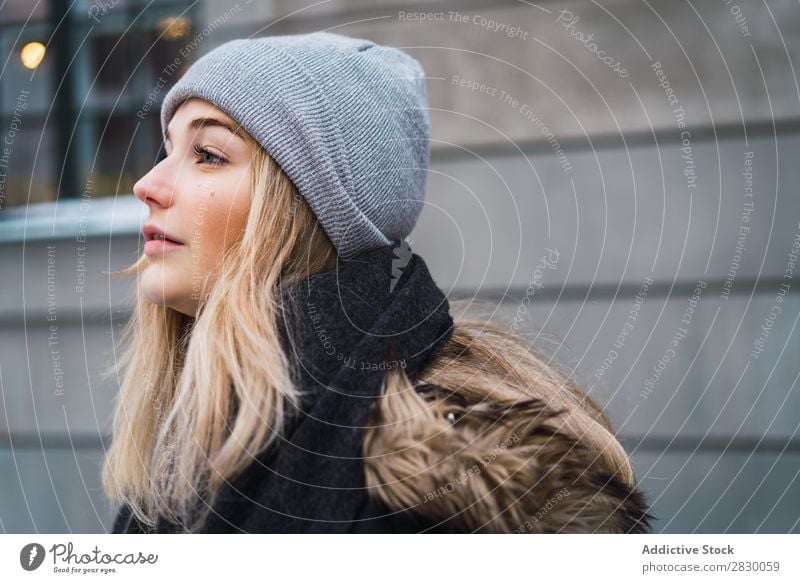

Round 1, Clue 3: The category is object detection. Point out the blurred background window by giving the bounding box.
[0,0,196,208]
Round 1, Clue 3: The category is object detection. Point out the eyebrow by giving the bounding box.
[164,116,245,145]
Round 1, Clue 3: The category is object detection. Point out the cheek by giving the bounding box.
[190,189,251,270]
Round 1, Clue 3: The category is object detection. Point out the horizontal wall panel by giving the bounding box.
[472,291,800,440]
[414,132,800,291]
[0,448,113,534]
[634,450,800,533]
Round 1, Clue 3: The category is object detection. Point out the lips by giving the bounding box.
[142,223,185,245]
[142,223,185,257]
[143,238,184,257]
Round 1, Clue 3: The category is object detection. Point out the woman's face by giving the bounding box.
[133,98,253,316]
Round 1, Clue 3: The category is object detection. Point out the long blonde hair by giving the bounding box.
[103,139,637,532]
[102,136,337,530]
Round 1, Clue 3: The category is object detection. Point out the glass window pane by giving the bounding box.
[1,23,55,116]
[77,0,131,22]
[83,114,138,197]
[0,123,56,206]
[0,0,49,25]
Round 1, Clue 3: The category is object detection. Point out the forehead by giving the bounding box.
[165,98,241,140]
[172,97,229,121]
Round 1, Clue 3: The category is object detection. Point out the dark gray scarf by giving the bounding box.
[112,242,454,533]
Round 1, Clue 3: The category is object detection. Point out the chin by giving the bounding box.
[141,265,182,308]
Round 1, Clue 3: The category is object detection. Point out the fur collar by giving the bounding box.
[364,382,654,533]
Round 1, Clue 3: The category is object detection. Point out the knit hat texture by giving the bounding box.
[159,31,430,260]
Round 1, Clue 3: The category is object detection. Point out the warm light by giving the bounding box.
[157,16,191,40]
[20,41,46,69]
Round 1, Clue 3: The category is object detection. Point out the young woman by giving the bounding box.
[103,32,653,534]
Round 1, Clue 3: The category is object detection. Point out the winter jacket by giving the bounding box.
[111,243,653,533]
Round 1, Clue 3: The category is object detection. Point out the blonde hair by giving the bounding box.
[102,138,639,533]
[102,136,337,531]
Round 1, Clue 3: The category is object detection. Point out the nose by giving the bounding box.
[133,163,175,208]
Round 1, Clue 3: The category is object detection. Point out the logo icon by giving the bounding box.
[390,238,413,292]
[20,543,46,571]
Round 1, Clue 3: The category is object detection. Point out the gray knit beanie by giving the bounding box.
[159,31,430,260]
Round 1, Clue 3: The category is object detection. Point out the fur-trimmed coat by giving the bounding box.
[111,244,653,534]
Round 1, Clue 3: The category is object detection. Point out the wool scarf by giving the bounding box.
[112,243,454,533]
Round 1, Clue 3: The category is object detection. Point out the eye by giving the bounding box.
[193,144,227,167]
